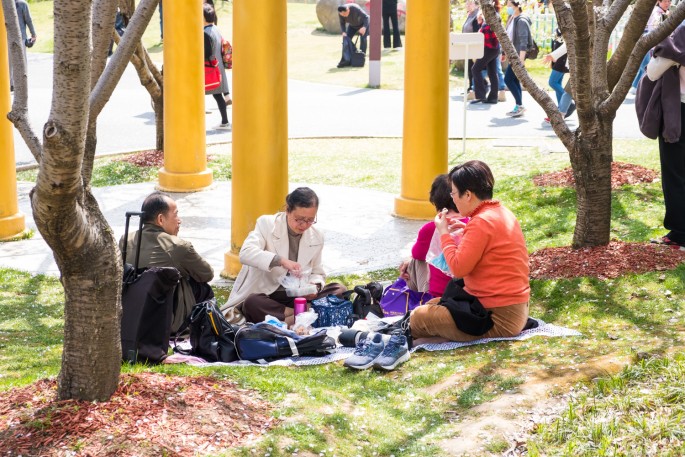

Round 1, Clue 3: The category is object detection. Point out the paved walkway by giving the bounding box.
[4,54,647,281]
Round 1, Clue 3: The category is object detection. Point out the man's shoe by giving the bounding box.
[466,90,475,101]
[484,98,498,104]
[564,103,576,118]
[469,99,485,104]
[213,123,231,130]
[344,333,385,370]
[498,90,507,102]
[373,334,409,371]
[337,60,351,68]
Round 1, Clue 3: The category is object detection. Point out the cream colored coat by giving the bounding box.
[221,212,326,324]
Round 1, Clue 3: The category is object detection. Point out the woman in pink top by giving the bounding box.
[410,160,530,342]
[399,174,460,297]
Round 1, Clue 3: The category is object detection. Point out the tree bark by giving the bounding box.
[569,116,615,248]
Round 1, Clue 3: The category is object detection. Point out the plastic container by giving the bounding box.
[284,284,317,297]
[293,297,307,316]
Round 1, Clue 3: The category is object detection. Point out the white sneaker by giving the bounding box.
[466,90,475,101]
[213,123,231,130]
[506,105,526,117]
[498,90,507,102]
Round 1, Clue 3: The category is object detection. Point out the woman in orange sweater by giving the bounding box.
[410,160,530,341]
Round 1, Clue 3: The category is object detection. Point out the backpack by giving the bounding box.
[174,299,240,363]
[234,323,337,362]
[514,16,538,60]
[221,38,233,69]
[343,282,385,320]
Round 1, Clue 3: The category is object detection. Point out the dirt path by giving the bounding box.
[434,354,630,456]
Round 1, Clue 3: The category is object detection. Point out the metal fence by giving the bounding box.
[529,12,630,53]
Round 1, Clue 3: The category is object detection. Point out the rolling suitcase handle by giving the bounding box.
[123,211,145,280]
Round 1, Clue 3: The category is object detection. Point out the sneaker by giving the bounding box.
[213,123,231,130]
[344,333,385,370]
[506,105,526,117]
[224,96,232,106]
[373,334,410,371]
[564,103,576,119]
[498,90,507,102]
[543,117,550,124]
[466,90,475,101]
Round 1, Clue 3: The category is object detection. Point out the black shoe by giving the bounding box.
[10,85,13,92]
[337,61,351,68]
[484,99,498,104]
[564,103,576,118]
[469,99,485,104]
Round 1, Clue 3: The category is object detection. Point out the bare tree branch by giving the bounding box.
[606,0,658,89]
[602,3,685,114]
[89,0,158,120]
[90,0,118,90]
[602,0,632,33]
[567,0,593,132]
[1,0,42,162]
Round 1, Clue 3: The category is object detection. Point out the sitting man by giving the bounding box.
[120,191,214,334]
[337,3,369,67]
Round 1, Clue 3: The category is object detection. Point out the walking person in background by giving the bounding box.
[541,28,576,123]
[10,0,37,91]
[382,0,402,49]
[462,0,480,100]
[502,0,532,118]
[203,4,231,130]
[631,0,671,94]
[470,3,501,105]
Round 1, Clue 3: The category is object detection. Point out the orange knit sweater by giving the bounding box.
[440,201,530,308]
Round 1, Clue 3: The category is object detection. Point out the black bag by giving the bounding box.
[438,279,494,336]
[343,282,385,320]
[174,299,239,363]
[526,39,539,60]
[350,36,366,67]
[234,323,336,362]
[120,212,181,364]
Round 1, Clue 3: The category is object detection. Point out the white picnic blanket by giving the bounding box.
[164,319,581,367]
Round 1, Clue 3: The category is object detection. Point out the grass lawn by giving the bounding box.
[8,135,685,455]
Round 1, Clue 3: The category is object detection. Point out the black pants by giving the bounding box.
[472,47,500,102]
[347,25,369,54]
[212,93,228,124]
[658,102,685,244]
[382,9,402,48]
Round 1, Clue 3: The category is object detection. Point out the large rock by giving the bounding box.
[316,0,406,35]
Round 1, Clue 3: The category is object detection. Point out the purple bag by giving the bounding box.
[379,278,433,317]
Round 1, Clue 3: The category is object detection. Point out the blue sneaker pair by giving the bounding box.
[344,333,410,371]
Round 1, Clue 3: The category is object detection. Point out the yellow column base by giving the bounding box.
[393,196,436,220]
[221,250,242,279]
[157,168,214,193]
[0,212,26,240]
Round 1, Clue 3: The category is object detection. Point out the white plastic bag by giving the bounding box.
[291,311,318,335]
[279,269,317,297]
[425,227,464,277]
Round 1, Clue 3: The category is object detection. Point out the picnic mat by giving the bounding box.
[164,318,581,367]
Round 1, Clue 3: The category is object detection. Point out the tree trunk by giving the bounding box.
[154,96,164,151]
[569,115,615,248]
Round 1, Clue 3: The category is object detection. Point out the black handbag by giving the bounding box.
[350,36,366,67]
[438,279,494,336]
[174,299,239,363]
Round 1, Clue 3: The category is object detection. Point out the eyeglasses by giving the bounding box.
[449,191,458,197]
[293,216,317,225]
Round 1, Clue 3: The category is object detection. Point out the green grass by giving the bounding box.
[528,353,685,456]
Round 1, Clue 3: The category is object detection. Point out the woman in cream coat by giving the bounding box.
[222,187,346,325]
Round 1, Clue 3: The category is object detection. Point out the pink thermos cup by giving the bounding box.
[294,297,307,316]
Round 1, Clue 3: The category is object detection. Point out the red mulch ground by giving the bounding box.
[530,240,685,280]
[117,150,215,168]
[0,373,277,456]
[533,161,660,189]
[0,162,680,456]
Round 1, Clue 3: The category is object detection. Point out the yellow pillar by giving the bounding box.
[159,0,213,191]
[223,0,288,278]
[0,7,26,241]
[394,0,449,219]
